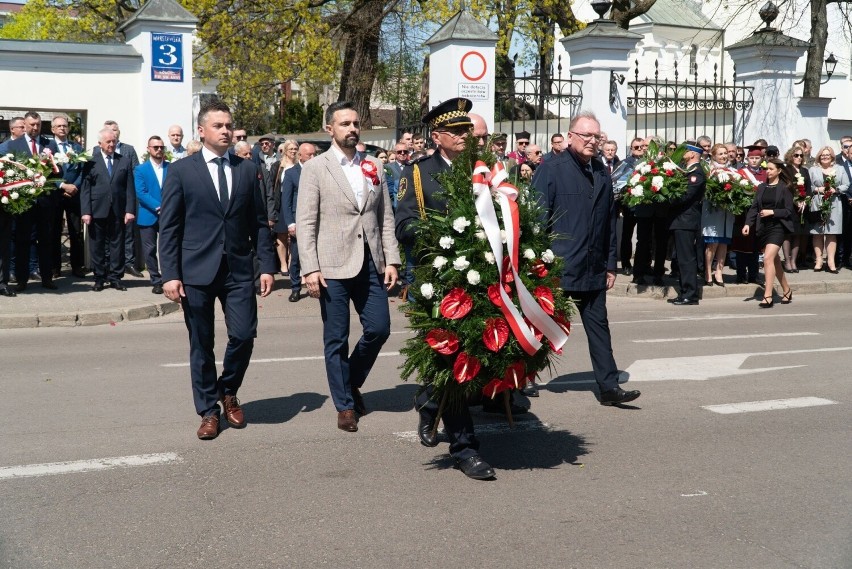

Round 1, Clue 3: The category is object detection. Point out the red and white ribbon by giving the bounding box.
[471,161,568,356]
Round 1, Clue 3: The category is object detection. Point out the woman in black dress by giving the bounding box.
[742,159,794,308]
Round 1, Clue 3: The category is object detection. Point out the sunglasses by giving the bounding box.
[793,153,803,158]
[149,145,165,150]
[517,141,529,146]
[397,150,410,155]
[530,151,542,155]
[843,144,852,149]
[632,145,642,150]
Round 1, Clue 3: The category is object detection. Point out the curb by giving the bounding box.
[0,301,181,329]
[607,280,852,299]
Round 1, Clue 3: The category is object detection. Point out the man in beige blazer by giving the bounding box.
[296,101,400,433]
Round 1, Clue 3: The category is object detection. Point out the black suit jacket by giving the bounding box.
[80,148,136,219]
[159,150,277,286]
[668,163,705,231]
[531,150,617,291]
[7,135,61,207]
[745,181,794,234]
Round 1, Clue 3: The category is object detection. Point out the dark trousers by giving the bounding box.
[415,384,479,461]
[14,205,55,284]
[319,251,391,412]
[0,211,11,286]
[288,234,301,292]
[89,211,125,283]
[673,229,699,301]
[619,206,636,269]
[634,216,669,279]
[139,224,161,285]
[181,257,257,417]
[839,200,852,266]
[565,288,620,392]
[124,217,138,268]
[52,195,84,272]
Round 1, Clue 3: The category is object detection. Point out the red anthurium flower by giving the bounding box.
[553,313,571,337]
[503,361,527,389]
[453,352,481,384]
[425,329,460,355]
[534,286,556,315]
[482,317,510,352]
[487,284,504,307]
[530,259,548,278]
[523,317,544,341]
[483,378,510,399]
[440,288,473,319]
[501,256,515,283]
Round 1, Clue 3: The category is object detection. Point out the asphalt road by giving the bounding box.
[1,293,850,568]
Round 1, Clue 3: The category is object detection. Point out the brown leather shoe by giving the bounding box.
[197,415,219,440]
[337,410,358,432]
[221,395,246,428]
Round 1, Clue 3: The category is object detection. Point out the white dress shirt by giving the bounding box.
[329,144,365,209]
[201,146,232,199]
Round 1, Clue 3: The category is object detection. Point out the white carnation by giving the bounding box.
[662,161,678,171]
[500,230,507,243]
[433,256,448,269]
[420,283,434,299]
[0,197,7,204]
[740,179,750,186]
[5,169,14,177]
[452,216,471,233]
[484,251,495,264]
[639,163,651,174]
[474,230,486,241]
[453,256,470,271]
[541,249,555,263]
[651,176,664,190]
[532,224,541,235]
[28,188,36,194]
[474,216,482,227]
[466,270,481,285]
[630,186,644,196]
[523,248,535,260]
[439,236,454,249]
[10,192,18,200]
[629,174,641,186]
[0,177,4,184]
[716,171,729,183]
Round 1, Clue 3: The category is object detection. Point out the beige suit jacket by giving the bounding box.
[296,150,400,279]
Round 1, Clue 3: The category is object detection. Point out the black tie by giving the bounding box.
[216,157,229,208]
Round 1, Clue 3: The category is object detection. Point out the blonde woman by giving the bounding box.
[808,146,850,273]
[271,140,299,273]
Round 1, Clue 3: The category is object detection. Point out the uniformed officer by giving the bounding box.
[667,142,706,305]
[395,97,496,481]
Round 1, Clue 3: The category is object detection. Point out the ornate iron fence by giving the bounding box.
[627,59,754,146]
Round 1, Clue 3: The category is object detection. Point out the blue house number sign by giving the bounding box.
[151,32,184,82]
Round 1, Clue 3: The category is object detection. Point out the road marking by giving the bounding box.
[681,491,708,497]
[609,313,816,326]
[161,351,401,368]
[394,421,552,442]
[622,346,852,382]
[0,453,181,481]
[634,332,820,343]
[702,397,838,415]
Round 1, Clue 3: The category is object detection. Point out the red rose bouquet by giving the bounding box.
[0,152,60,215]
[704,166,757,215]
[621,141,688,208]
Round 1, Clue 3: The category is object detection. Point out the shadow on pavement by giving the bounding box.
[363,382,419,414]
[242,392,328,424]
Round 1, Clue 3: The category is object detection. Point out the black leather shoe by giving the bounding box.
[600,387,641,406]
[125,265,144,278]
[0,287,16,297]
[152,285,163,294]
[91,282,105,292]
[621,267,632,276]
[351,386,367,417]
[15,282,27,292]
[72,268,89,278]
[41,280,58,290]
[667,297,682,304]
[288,290,300,302]
[482,398,529,415]
[520,381,539,397]
[671,298,699,305]
[456,455,495,480]
[417,409,438,447]
[109,280,127,291]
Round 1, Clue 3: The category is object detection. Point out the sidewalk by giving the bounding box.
[1,266,852,329]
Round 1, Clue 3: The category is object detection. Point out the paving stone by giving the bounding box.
[37,313,78,327]
[77,310,124,326]
[124,304,160,321]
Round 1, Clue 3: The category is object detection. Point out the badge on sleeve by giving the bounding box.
[397,177,407,199]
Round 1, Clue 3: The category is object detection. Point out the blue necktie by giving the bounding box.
[107,155,113,177]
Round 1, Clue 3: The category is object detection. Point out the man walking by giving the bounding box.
[296,101,399,433]
[159,100,277,440]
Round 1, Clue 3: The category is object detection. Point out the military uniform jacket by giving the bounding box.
[668,163,705,231]
[394,152,451,246]
[531,150,617,292]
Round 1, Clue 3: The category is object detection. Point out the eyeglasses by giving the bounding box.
[793,153,803,158]
[736,153,745,157]
[843,144,852,149]
[571,132,604,143]
[396,150,410,155]
[149,145,165,150]
[517,141,529,146]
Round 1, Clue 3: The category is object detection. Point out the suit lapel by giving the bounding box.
[324,151,359,208]
[226,154,242,215]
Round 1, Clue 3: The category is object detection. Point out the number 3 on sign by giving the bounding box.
[158,43,178,66]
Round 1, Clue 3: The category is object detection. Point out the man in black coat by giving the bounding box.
[667,142,706,306]
[531,111,640,406]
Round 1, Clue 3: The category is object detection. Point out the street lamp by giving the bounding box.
[794,53,838,85]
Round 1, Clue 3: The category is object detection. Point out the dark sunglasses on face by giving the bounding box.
[843,144,852,149]
[518,141,529,146]
[397,150,410,155]
[149,145,164,150]
[793,153,803,158]
[736,153,744,158]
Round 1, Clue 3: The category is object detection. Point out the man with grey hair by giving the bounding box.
[532,110,640,406]
[697,135,712,159]
[0,117,24,154]
[103,120,142,277]
[233,140,252,159]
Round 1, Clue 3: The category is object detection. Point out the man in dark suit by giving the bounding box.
[134,135,168,294]
[281,142,316,302]
[159,100,277,441]
[7,111,61,291]
[50,115,87,279]
[80,128,136,291]
[667,142,706,306]
[835,135,852,269]
[531,110,641,406]
[104,120,142,278]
